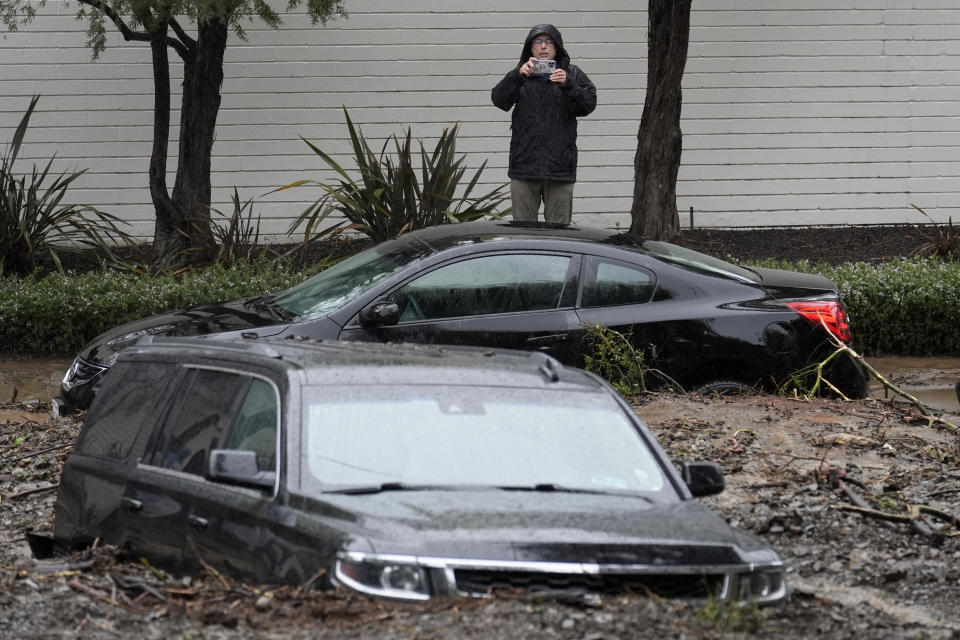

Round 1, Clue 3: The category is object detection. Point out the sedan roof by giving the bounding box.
[403,220,641,252]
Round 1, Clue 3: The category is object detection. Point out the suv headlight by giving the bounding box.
[739,569,787,603]
[335,555,431,601]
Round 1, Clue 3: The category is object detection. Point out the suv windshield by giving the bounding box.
[301,385,671,497]
[273,238,433,318]
[641,241,759,283]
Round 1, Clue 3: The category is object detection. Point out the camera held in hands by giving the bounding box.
[532,59,556,76]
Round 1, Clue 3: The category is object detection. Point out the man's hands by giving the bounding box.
[519,56,567,84]
[519,57,539,76]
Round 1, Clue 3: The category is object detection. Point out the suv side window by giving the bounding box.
[394,254,572,321]
[150,369,251,476]
[74,362,178,460]
[223,378,279,472]
[580,257,656,308]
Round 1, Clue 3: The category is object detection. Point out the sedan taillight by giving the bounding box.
[786,300,852,343]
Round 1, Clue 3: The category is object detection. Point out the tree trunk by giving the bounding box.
[151,18,228,267]
[147,24,183,268]
[629,0,692,241]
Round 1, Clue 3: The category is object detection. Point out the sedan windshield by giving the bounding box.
[272,238,433,318]
[301,386,671,497]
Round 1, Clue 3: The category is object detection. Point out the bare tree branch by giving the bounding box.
[168,17,195,52]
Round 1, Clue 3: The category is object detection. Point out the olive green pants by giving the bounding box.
[510,179,574,224]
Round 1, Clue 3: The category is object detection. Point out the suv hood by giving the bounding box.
[308,490,779,566]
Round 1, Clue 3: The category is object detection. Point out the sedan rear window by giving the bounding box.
[301,386,669,496]
[580,257,655,307]
[641,241,759,283]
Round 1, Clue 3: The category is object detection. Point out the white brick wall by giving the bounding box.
[1,0,958,240]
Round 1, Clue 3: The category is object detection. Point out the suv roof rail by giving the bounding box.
[530,351,561,383]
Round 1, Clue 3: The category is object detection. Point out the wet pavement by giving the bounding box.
[0,355,958,415]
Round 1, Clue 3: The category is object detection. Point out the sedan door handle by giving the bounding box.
[526,334,568,348]
[121,497,142,513]
[188,515,209,531]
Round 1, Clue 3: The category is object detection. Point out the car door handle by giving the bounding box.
[188,515,209,531]
[526,334,568,348]
[121,497,142,513]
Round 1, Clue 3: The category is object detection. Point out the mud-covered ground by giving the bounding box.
[2,373,958,640]
[2,222,957,637]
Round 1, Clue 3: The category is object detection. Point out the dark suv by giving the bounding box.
[54,336,786,603]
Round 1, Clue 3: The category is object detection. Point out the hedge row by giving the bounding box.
[0,260,318,356]
[1,256,956,357]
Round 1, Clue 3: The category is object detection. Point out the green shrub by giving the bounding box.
[1,95,134,275]
[582,323,648,395]
[0,260,321,355]
[210,187,261,267]
[747,257,960,356]
[278,107,510,243]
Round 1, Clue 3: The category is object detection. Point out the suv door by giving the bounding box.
[341,253,582,364]
[121,367,253,568]
[184,376,290,583]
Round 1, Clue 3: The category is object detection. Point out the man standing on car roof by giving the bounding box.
[492,24,597,225]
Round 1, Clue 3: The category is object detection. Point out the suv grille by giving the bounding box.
[453,569,725,598]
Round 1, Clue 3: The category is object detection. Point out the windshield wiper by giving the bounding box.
[244,294,295,322]
[325,482,653,499]
[326,482,434,495]
[498,484,653,500]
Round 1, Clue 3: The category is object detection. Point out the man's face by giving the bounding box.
[532,34,556,60]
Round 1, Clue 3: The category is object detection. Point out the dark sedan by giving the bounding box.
[52,337,787,603]
[56,220,867,414]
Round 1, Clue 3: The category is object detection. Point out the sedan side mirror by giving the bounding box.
[681,461,725,497]
[209,449,276,490]
[359,300,400,327]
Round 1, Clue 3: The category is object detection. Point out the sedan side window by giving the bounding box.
[150,369,250,476]
[580,257,656,308]
[394,254,571,321]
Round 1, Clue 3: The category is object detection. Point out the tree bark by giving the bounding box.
[630,0,692,241]
[151,17,227,267]
[147,23,182,267]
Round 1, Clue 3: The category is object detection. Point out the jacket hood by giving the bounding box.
[520,23,570,68]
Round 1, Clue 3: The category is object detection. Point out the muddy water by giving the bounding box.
[0,355,958,412]
[868,356,960,413]
[0,357,72,405]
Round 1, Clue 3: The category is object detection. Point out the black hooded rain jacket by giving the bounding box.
[491,24,597,183]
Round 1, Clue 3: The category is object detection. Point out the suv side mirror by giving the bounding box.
[209,449,275,489]
[681,461,725,497]
[359,300,400,327]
